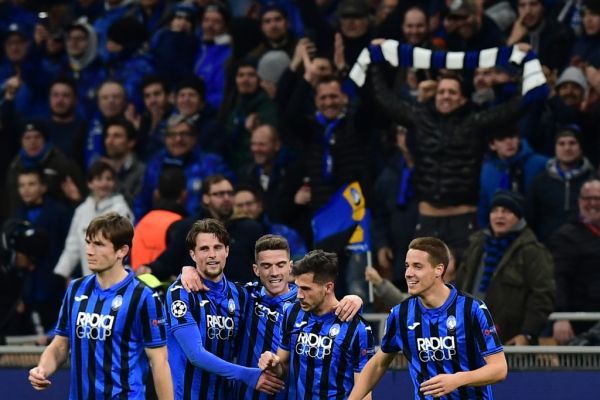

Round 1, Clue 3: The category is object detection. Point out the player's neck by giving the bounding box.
[419,283,451,309]
[314,296,338,316]
[199,271,224,284]
[96,264,128,289]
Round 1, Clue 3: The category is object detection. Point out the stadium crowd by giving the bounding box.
[1,0,600,350]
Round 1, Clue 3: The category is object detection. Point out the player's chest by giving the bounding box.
[197,297,243,341]
[71,293,130,341]
[404,315,465,362]
[291,321,347,362]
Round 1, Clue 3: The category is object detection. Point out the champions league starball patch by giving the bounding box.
[171,300,187,318]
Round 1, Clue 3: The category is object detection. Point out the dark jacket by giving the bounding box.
[526,157,595,243]
[369,63,523,207]
[456,227,555,343]
[148,211,265,284]
[6,146,86,215]
[548,219,600,333]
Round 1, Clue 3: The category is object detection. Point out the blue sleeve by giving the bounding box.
[173,325,262,388]
[380,306,402,354]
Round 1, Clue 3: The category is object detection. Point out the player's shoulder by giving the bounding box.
[165,279,190,301]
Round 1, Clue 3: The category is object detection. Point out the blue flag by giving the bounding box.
[312,182,371,254]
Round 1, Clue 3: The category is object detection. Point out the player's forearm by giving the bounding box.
[151,358,174,400]
[453,357,507,387]
[348,360,387,399]
[173,327,261,387]
[38,338,69,376]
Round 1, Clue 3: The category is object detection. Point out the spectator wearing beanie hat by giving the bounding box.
[150,2,199,86]
[527,125,596,243]
[6,120,86,215]
[193,1,233,110]
[257,49,290,98]
[173,77,226,155]
[105,16,155,112]
[457,189,555,345]
[526,66,589,157]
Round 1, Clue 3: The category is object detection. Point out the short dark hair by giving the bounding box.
[408,237,450,273]
[437,71,467,97]
[201,174,231,195]
[86,212,133,252]
[103,116,137,141]
[314,75,342,92]
[235,183,263,204]
[185,218,230,251]
[17,168,46,185]
[292,249,338,283]
[86,160,116,183]
[255,234,290,262]
[158,167,186,201]
[49,76,77,96]
[142,75,169,93]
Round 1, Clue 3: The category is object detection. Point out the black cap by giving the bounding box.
[555,124,583,145]
[175,77,206,98]
[22,119,48,139]
[490,190,524,219]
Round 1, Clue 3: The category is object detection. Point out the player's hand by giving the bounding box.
[258,351,280,371]
[553,320,575,345]
[29,366,51,390]
[255,370,285,395]
[420,373,462,397]
[335,295,363,321]
[365,266,384,286]
[180,266,208,293]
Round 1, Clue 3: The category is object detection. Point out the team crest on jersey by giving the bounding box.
[171,300,187,318]
[329,324,341,338]
[111,295,123,311]
[228,299,236,314]
[446,315,457,332]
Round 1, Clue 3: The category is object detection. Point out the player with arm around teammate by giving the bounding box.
[348,237,507,400]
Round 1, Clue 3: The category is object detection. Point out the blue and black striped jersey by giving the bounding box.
[280,302,375,400]
[381,285,503,400]
[55,270,167,400]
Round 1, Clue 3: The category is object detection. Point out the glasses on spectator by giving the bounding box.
[580,196,600,202]
[210,190,234,198]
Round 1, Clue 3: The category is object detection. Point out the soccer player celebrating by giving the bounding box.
[167,219,284,398]
[259,250,375,399]
[180,234,364,400]
[28,212,173,399]
[348,237,507,400]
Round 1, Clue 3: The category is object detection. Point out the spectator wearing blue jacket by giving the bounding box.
[193,1,232,110]
[0,22,47,116]
[133,115,232,221]
[571,0,600,67]
[126,0,171,36]
[64,17,107,119]
[479,125,548,227]
[84,80,128,167]
[104,16,155,112]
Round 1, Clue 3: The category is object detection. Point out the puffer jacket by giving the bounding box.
[369,63,523,208]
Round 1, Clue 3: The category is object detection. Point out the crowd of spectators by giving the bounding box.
[0,0,599,347]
